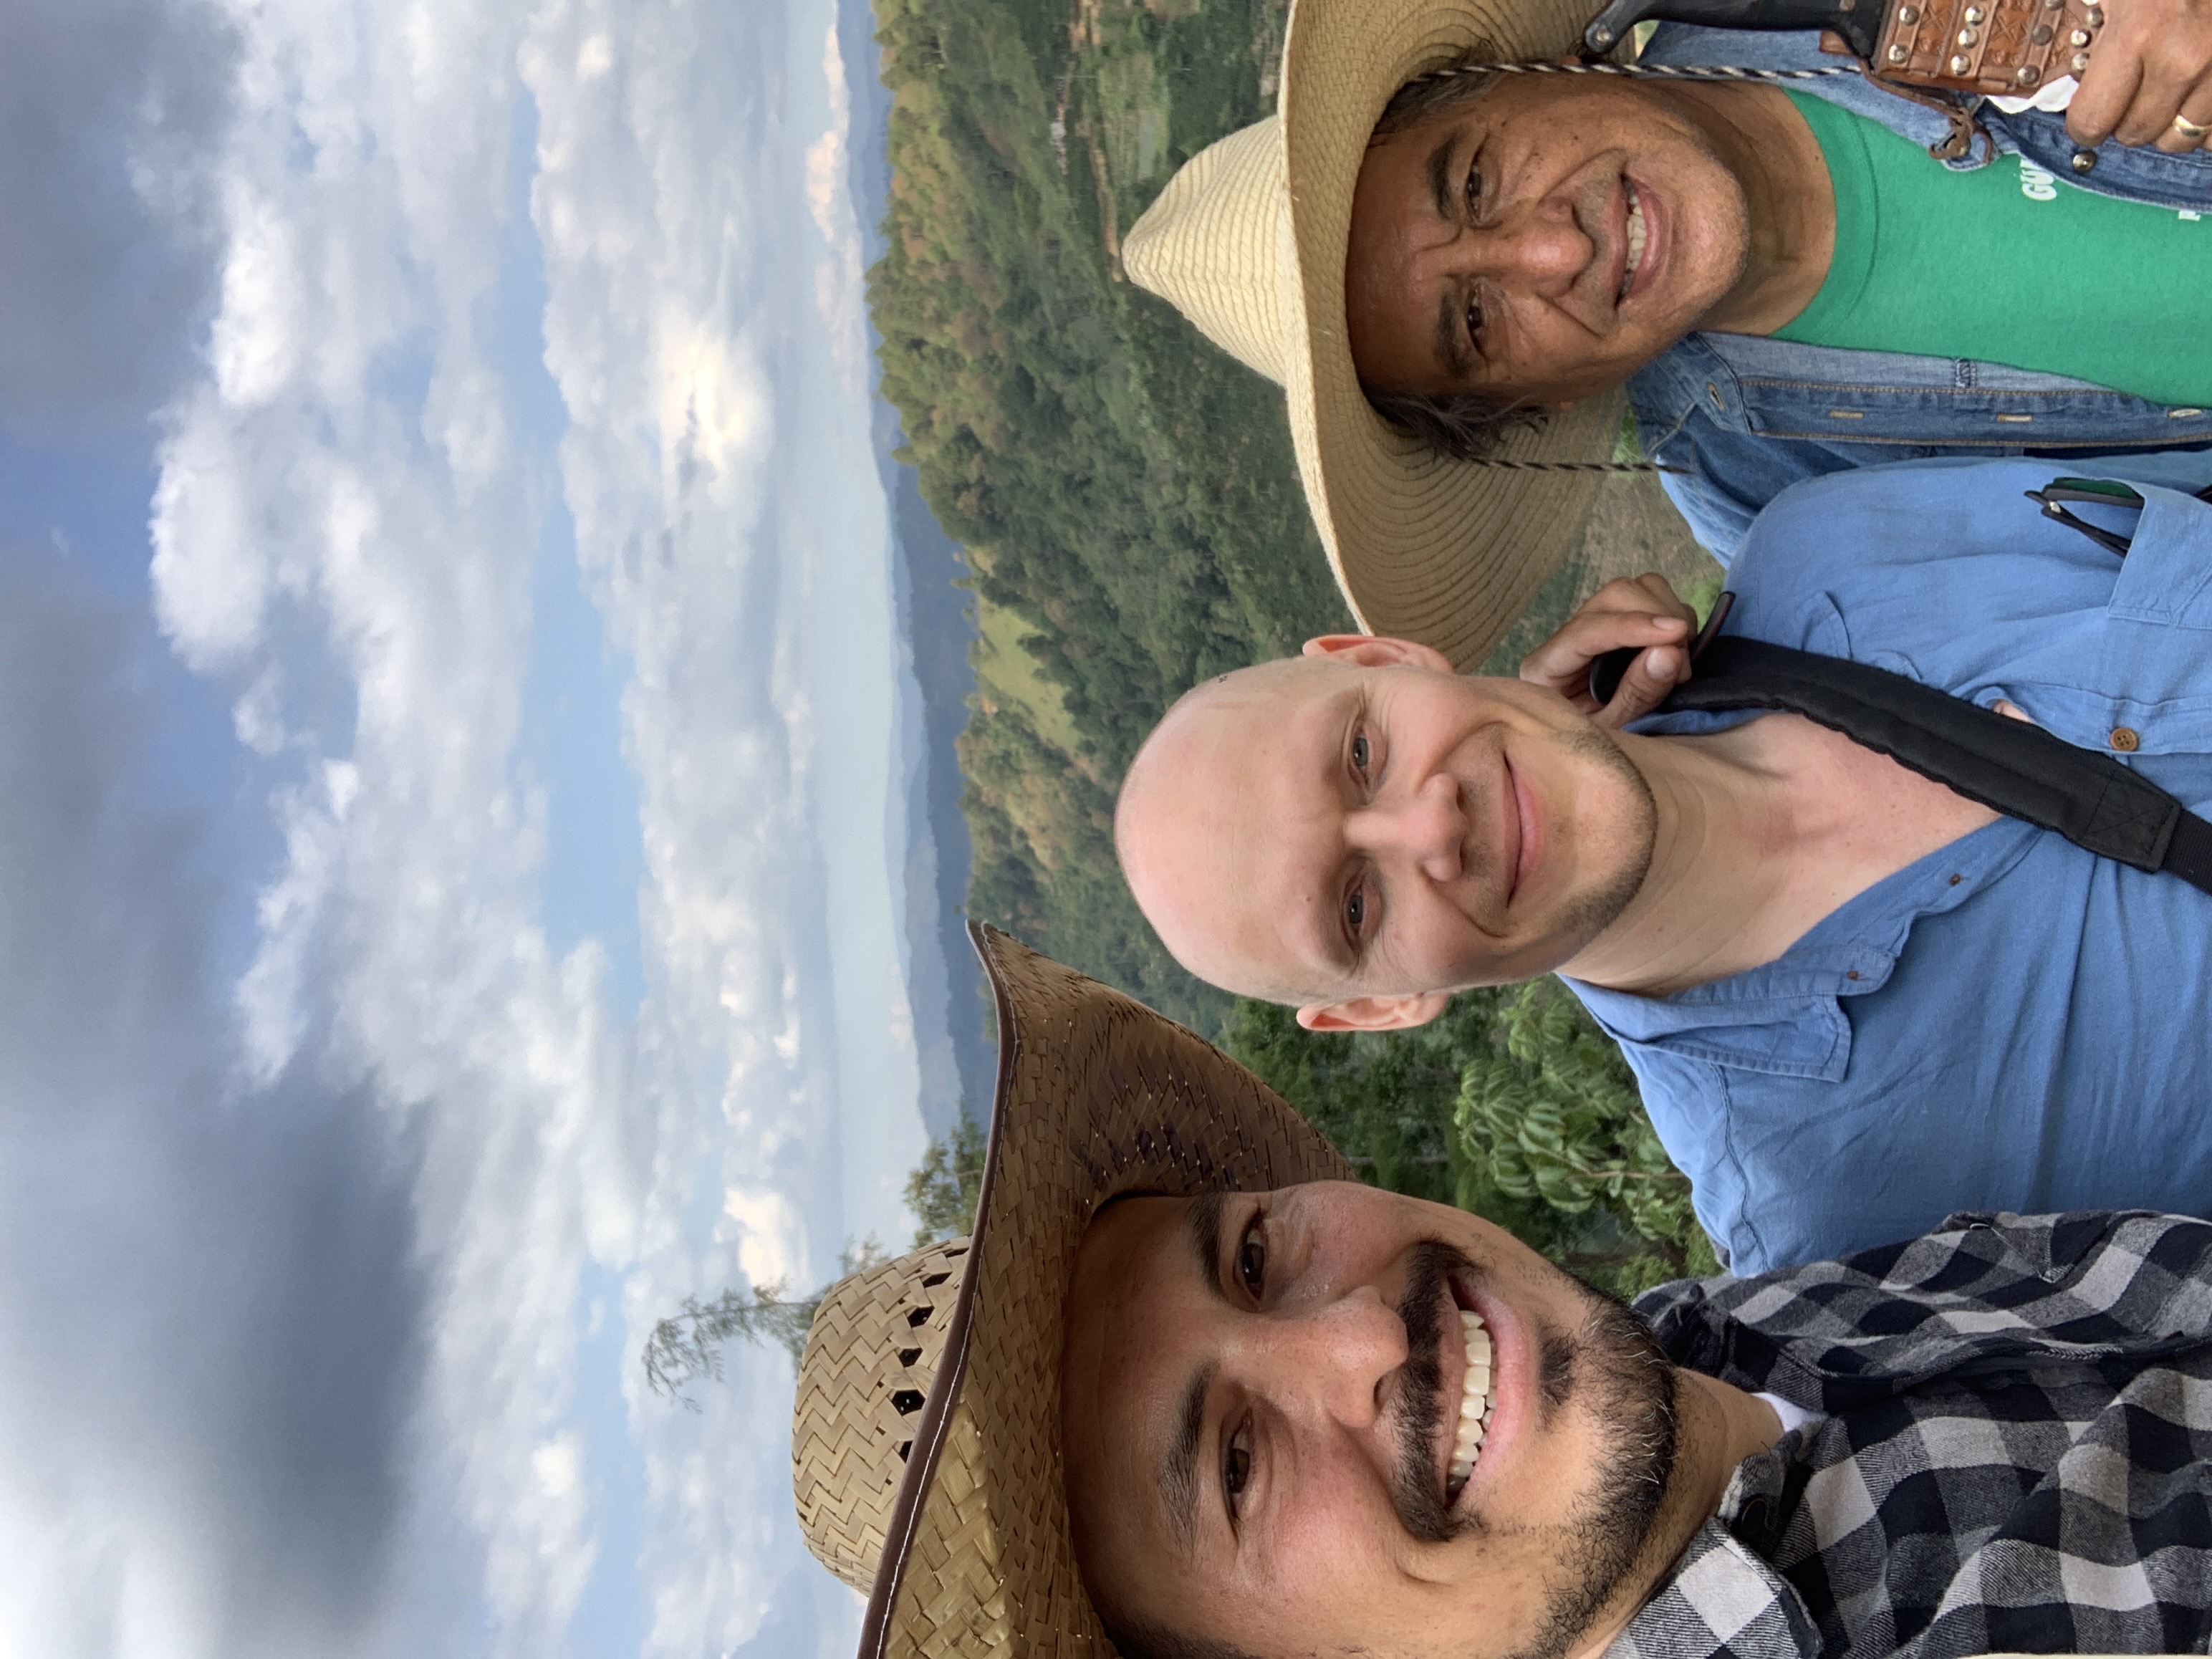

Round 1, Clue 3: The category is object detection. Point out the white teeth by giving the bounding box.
[1622,188,1647,301]
[1446,1309,1498,1497]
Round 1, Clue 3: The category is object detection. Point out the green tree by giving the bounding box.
[1456,982,1721,1291]
[1222,984,1719,1299]
[904,1115,987,1246]
[644,1122,988,1405]
[640,1236,890,1410]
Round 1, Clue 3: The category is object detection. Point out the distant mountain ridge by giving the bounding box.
[861,0,1346,1033]
[840,0,991,1137]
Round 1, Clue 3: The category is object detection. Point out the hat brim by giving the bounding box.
[856,924,1352,1659]
[1276,0,1627,671]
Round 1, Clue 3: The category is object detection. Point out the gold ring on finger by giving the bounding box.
[2173,113,2211,141]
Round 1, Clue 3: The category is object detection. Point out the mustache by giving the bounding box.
[1390,1240,1471,1544]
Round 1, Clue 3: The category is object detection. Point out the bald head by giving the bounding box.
[1115,636,1658,1029]
[1117,658,1344,1002]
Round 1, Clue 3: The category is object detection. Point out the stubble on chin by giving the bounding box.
[1547,724,1658,958]
[1499,1284,1680,1659]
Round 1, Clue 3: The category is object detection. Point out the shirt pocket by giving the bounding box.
[2107,487,2212,632]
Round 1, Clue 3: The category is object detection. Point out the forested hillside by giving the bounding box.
[873,0,1355,1031]
[867,0,1722,1285]
[870,0,1711,1031]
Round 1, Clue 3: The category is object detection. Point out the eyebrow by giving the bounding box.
[1426,133,1474,380]
[1161,1192,1232,1553]
[1162,1359,1218,1554]
[1294,691,1366,981]
[1186,1188,1229,1292]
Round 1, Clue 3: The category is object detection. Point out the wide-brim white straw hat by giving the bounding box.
[789,924,1351,1659]
[1123,0,1626,671]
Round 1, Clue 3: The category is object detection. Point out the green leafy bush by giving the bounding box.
[1223,984,1719,1299]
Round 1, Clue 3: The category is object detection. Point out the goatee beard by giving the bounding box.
[1388,1241,1680,1659]
[1506,1281,1679,1659]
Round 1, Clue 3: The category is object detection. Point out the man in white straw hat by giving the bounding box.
[1123,0,2212,664]
[792,924,2212,1659]
[1112,448,2212,1276]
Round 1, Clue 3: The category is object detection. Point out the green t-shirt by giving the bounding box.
[1771,90,2212,405]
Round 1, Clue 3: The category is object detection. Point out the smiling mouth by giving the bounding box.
[1505,754,1539,908]
[1620,183,1648,304]
[1446,1309,1496,1501]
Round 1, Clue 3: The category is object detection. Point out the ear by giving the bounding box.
[1300,634,1456,673]
[1296,991,1453,1032]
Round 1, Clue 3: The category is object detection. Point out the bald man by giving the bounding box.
[1115,453,2212,1273]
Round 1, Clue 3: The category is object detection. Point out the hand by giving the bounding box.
[2065,0,2212,153]
[1519,573,1698,729]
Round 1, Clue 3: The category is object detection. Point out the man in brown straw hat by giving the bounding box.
[1110,446,2212,1277]
[792,926,2212,1659]
[1124,0,2212,662]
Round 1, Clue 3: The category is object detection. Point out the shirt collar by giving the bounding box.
[1604,1504,1818,1659]
[1565,818,2039,1079]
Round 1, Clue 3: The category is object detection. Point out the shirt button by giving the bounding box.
[2110,726,2142,751]
[2071,148,2097,173]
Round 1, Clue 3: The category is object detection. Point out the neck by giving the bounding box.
[1559,716,1999,994]
[1564,1370,1784,1659]
[1559,723,1799,994]
[1668,82,1835,337]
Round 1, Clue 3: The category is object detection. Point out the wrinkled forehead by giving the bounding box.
[1370,58,1657,150]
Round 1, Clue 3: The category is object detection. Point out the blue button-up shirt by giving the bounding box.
[1627,27,2212,562]
[1565,453,2212,1275]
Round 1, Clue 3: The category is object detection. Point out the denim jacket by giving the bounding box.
[1627,24,2212,559]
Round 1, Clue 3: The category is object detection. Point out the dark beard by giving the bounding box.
[1386,1243,1680,1658]
[1506,1281,1680,1659]
[1389,1242,1466,1544]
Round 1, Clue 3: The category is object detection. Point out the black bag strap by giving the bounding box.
[1647,633,2212,895]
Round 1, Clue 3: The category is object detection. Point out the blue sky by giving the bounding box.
[0,0,951,1653]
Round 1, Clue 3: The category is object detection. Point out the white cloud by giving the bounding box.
[803,25,868,404]
[208,183,305,407]
[724,1187,810,1291]
[91,0,937,1654]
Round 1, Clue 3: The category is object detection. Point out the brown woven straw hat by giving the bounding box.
[790,924,1351,1658]
[1122,0,1627,672]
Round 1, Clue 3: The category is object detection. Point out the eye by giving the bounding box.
[1345,886,1366,935]
[1464,297,1485,348]
[1463,163,1484,219]
[1223,1422,1254,1517]
[1236,1217,1267,1298]
[1350,731,1370,776]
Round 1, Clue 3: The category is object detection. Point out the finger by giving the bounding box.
[2155,77,2212,149]
[1626,570,1698,627]
[2115,57,2201,146]
[1519,612,1688,693]
[1592,645,1686,730]
[2069,50,2143,148]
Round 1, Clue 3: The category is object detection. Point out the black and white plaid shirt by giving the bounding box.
[1612,1211,2212,1659]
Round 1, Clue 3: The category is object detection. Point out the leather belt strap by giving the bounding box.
[1654,635,2212,897]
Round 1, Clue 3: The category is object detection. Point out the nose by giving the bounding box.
[1352,770,1467,883]
[1458,200,1590,294]
[1240,1284,1409,1432]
